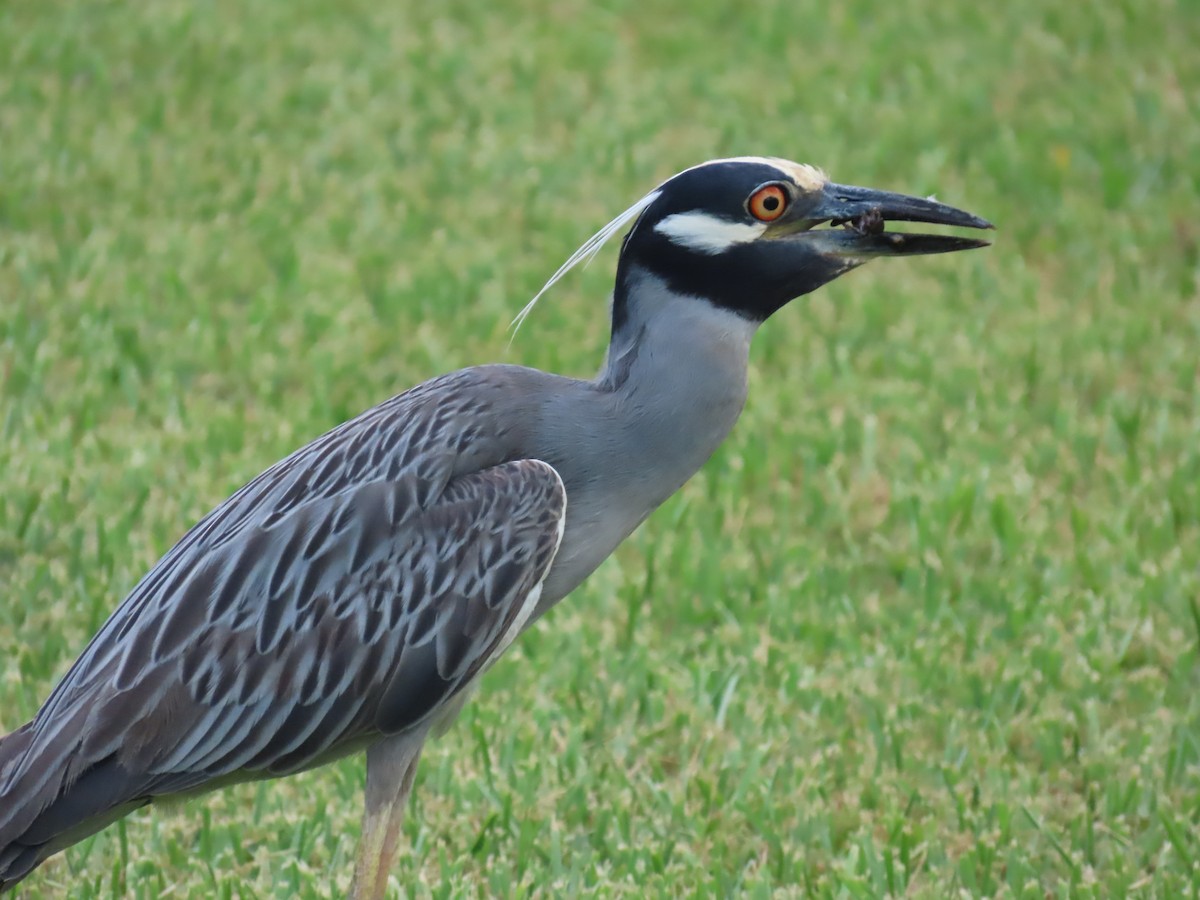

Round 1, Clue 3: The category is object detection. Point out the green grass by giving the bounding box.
[2,0,1198,895]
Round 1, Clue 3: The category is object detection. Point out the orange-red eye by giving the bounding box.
[748,184,788,222]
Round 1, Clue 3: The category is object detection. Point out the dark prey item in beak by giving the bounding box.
[801,181,993,258]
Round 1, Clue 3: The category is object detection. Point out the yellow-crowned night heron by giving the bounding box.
[0,157,991,897]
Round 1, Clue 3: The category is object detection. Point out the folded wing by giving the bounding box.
[0,457,565,889]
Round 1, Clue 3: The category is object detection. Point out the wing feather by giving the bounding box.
[0,369,565,862]
[0,455,564,853]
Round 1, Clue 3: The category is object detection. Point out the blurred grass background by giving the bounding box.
[1,0,1198,896]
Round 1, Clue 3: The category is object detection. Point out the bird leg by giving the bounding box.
[350,734,424,900]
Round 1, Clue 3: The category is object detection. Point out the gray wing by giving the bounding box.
[33,367,526,726]
[50,367,528,698]
[0,417,563,866]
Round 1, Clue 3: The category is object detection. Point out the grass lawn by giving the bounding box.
[2,0,1198,895]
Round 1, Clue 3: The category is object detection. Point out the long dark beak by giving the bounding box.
[799,182,993,258]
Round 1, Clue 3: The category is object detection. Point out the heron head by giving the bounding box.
[612,156,992,325]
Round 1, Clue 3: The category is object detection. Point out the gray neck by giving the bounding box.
[532,266,757,611]
[596,266,755,490]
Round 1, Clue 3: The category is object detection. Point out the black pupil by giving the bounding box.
[762,195,780,211]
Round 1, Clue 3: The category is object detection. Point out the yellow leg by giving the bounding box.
[350,736,423,900]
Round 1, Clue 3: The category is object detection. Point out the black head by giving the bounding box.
[612,156,992,330]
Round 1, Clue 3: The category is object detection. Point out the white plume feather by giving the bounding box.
[510,189,663,335]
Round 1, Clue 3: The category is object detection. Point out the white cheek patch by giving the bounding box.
[654,212,767,255]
